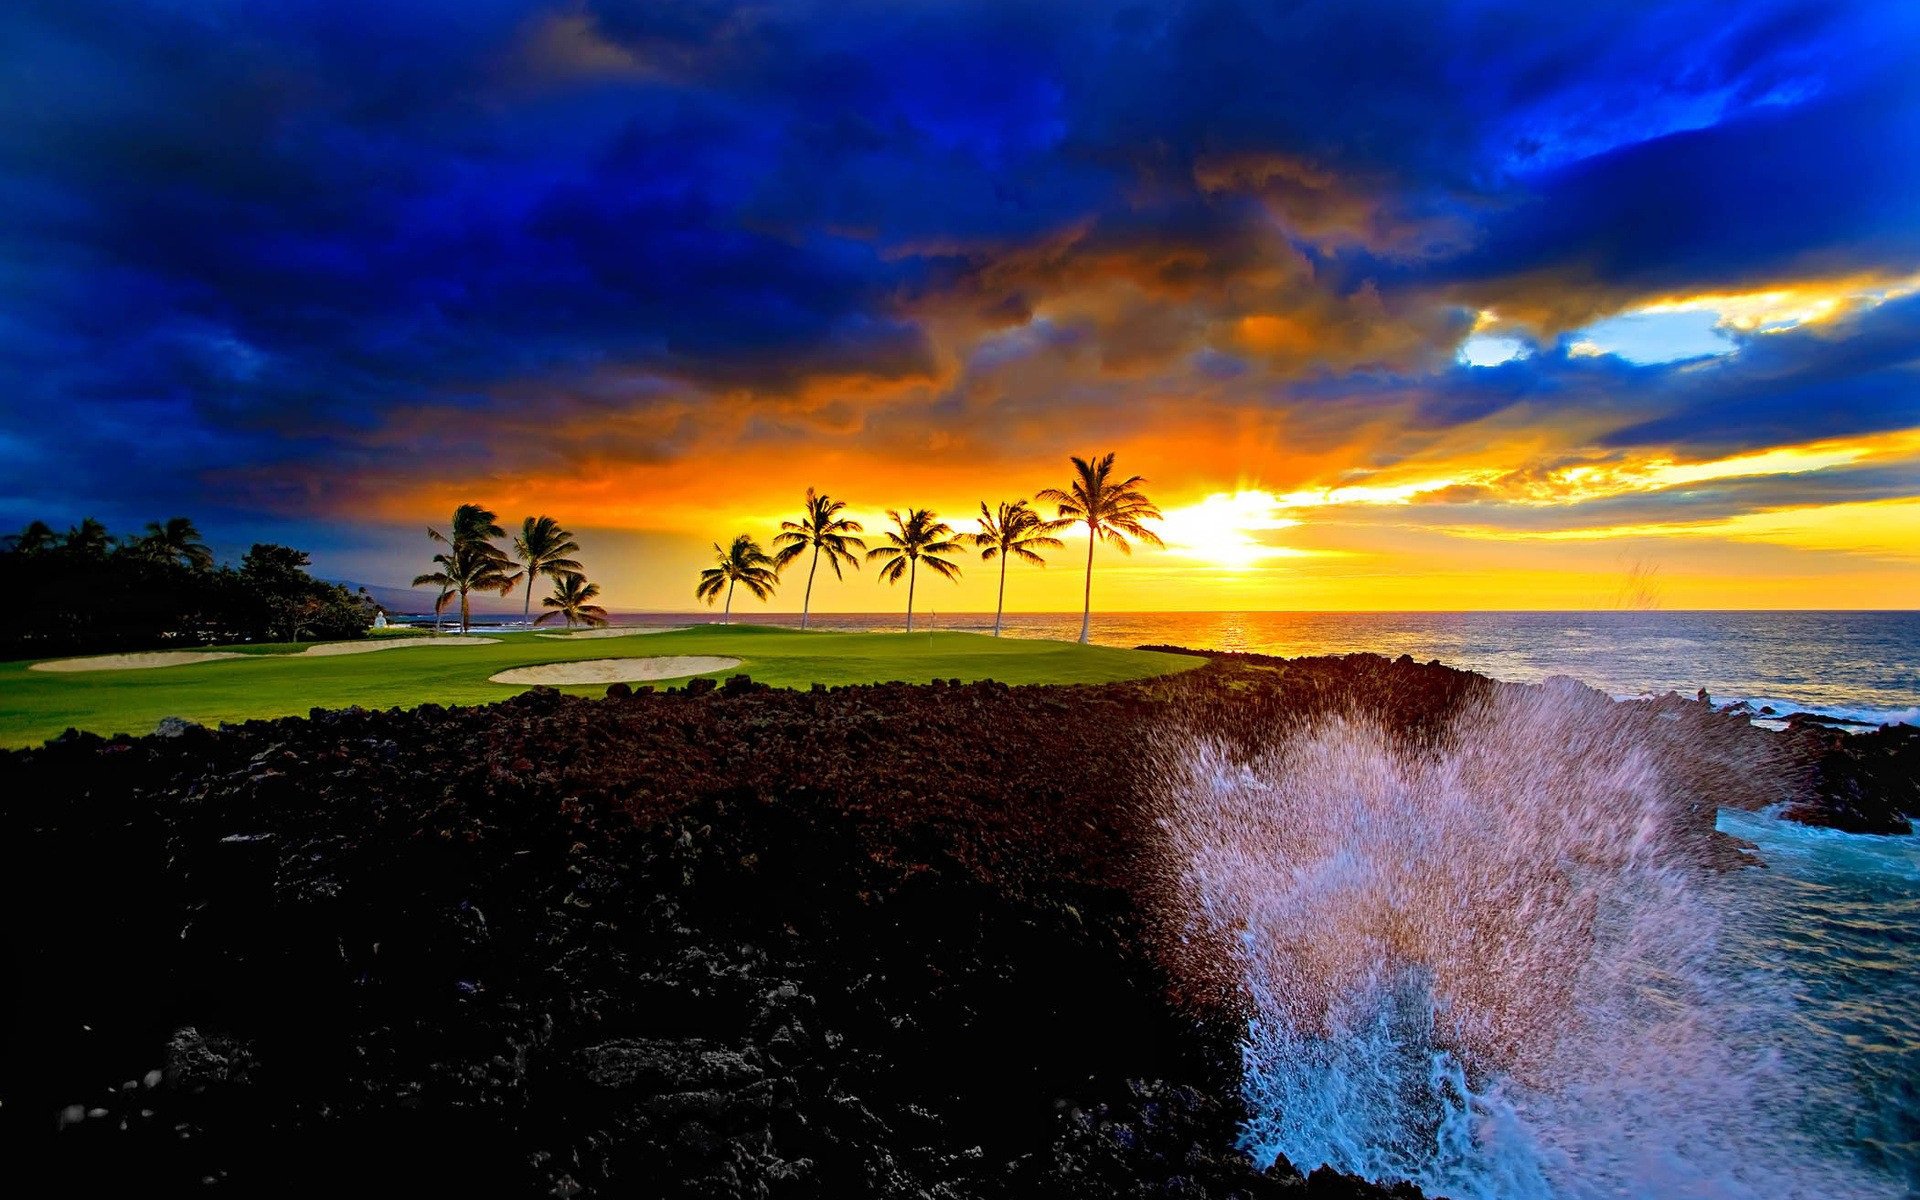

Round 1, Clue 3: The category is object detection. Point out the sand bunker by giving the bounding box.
[31,636,502,672]
[297,636,498,656]
[30,650,251,673]
[489,656,740,686]
[534,627,686,640]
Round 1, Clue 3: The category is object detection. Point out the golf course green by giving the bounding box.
[0,624,1204,747]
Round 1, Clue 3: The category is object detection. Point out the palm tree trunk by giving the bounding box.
[435,588,448,633]
[905,558,917,633]
[803,544,820,630]
[724,579,734,624]
[460,588,471,635]
[524,571,535,628]
[1078,528,1095,644]
[994,554,1008,637]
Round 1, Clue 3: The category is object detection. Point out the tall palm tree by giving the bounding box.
[536,572,609,630]
[1038,453,1163,644]
[866,508,962,633]
[412,538,519,634]
[696,534,778,623]
[513,515,583,627]
[970,499,1068,637]
[423,504,519,633]
[770,489,866,630]
[138,516,215,570]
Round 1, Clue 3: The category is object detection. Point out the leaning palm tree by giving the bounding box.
[412,549,462,634]
[770,489,866,630]
[970,499,1068,636]
[411,539,519,634]
[424,504,519,632]
[1038,453,1163,644]
[513,515,583,627]
[435,503,507,549]
[695,534,778,624]
[138,516,214,570]
[535,572,609,630]
[866,508,963,632]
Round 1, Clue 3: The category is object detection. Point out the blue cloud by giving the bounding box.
[0,0,1914,525]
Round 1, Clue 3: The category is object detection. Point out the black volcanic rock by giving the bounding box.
[1783,722,1920,834]
[2,652,1911,1195]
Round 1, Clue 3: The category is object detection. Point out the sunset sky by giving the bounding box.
[3,0,1917,612]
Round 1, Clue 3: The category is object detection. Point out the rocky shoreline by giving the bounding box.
[3,650,1912,1196]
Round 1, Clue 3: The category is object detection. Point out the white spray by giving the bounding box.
[1156,685,1896,1199]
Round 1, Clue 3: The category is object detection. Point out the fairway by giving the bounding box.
[0,625,1203,747]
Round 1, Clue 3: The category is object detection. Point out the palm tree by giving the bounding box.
[1038,453,1163,644]
[64,517,112,559]
[138,516,214,570]
[695,534,778,623]
[535,572,609,630]
[770,489,866,630]
[412,538,519,634]
[3,520,59,555]
[423,504,519,633]
[513,515,583,627]
[970,499,1068,637]
[866,508,962,632]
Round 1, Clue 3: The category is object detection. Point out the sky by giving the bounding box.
[2,0,1917,613]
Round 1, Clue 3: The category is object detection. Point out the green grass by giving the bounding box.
[0,625,1203,747]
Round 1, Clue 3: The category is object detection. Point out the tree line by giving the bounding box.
[0,517,377,659]
[698,452,1161,642]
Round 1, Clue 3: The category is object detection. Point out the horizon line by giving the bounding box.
[387,607,1920,617]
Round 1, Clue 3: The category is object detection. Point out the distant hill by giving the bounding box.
[326,579,525,617]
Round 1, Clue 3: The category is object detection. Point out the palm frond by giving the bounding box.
[696,534,779,604]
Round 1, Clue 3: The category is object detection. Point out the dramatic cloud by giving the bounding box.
[1,0,1915,607]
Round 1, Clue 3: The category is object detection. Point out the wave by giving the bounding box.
[1719,698,1920,729]
[1154,688,1902,1199]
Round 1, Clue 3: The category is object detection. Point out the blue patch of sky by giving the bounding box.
[1457,333,1532,367]
[1572,309,1734,364]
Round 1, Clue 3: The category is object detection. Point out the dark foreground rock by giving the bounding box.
[1,653,1908,1196]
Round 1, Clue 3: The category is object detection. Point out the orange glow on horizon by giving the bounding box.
[354,417,1920,613]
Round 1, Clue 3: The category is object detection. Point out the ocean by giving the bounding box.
[1714,809,1920,1194]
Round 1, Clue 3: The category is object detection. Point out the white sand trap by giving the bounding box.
[297,636,499,656]
[31,636,503,672]
[489,656,740,686]
[534,627,686,640]
[30,650,250,672]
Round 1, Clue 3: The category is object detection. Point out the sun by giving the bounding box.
[1155,491,1307,570]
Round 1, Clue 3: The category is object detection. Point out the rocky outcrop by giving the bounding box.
[1,671,1403,1198]
[2,653,1909,1194]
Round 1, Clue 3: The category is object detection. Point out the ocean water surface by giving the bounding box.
[1715,808,1920,1192]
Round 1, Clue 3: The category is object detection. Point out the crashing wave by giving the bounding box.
[1155,686,1899,1199]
